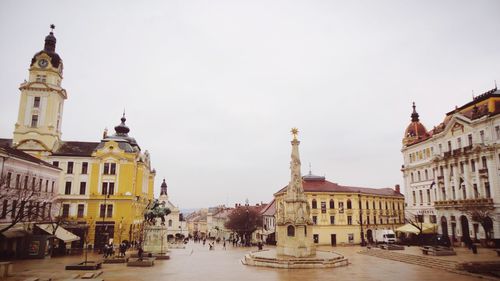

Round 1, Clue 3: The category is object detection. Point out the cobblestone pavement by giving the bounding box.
[5,242,498,281]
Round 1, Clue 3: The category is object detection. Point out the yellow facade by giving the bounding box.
[8,27,156,249]
[275,177,405,246]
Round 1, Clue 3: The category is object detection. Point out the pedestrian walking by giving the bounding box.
[223,239,226,250]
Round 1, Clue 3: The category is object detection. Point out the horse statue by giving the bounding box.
[144,199,171,225]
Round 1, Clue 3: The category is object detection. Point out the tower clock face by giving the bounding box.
[38,59,48,68]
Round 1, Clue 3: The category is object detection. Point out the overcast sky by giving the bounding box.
[1,1,499,209]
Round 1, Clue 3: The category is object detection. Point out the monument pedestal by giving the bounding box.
[143,225,169,257]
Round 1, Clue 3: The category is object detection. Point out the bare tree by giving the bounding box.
[459,203,495,243]
[0,173,57,234]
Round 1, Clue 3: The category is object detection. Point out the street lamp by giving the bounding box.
[358,193,367,246]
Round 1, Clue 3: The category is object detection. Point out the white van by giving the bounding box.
[374,230,396,244]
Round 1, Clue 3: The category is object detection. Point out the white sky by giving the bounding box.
[1,0,499,209]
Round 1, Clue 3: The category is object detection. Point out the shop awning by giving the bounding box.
[395,223,438,234]
[36,224,80,243]
[1,226,29,238]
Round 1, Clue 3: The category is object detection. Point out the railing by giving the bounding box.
[453,148,462,156]
[463,145,473,153]
[434,198,493,208]
[443,151,452,158]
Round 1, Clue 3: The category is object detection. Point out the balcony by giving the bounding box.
[443,151,452,158]
[463,145,473,153]
[452,148,462,157]
[434,198,493,209]
[478,168,488,177]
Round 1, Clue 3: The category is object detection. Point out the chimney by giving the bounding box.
[395,184,400,193]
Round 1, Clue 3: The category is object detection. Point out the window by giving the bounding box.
[366,201,369,209]
[330,215,335,224]
[471,160,475,172]
[320,201,326,213]
[287,225,295,236]
[367,216,370,225]
[77,204,84,218]
[6,172,11,187]
[79,182,86,195]
[1,200,7,218]
[439,143,442,153]
[108,183,115,195]
[460,162,464,174]
[64,181,71,195]
[110,163,116,175]
[480,130,485,144]
[427,189,431,203]
[417,171,421,181]
[33,97,40,108]
[346,199,352,209]
[31,115,38,127]
[347,216,352,225]
[441,187,446,200]
[100,204,106,218]
[425,170,428,180]
[45,180,48,192]
[329,199,334,209]
[411,172,414,182]
[103,163,110,175]
[24,175,28,189]
[107,205,113,217]
[81,162,88,174]
[311,199,317,209]
[450,164,454,176]
[457,137,462,148]
[430,215,437,224]
[417,215,424,223]
[36,74,46,82]
[67,162,74,174]
[168,219,172,227]
[485,182,491,198]
[312,216,317,224]
[419,190,423,204]
[313,234,319,244]
[102,182,108,195]
[452,186,456,200]
[468,134,473,146]
[473,184,479,199]
[51,181,55,193]
[481,156,487,169]
[31,177,35,190]
[11,200,17,218]
[62,204,70,218]
[496,126,500,140]
[52,161,59,167]
[447,141,452,151]
[41,202,46,219]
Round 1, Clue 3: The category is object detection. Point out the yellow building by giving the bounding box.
[2,26,156,250]
[274,172,405,246]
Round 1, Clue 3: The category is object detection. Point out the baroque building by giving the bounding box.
[0,27,156,250]
[401,87,500,246]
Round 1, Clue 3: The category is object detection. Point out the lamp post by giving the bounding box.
[358,193,366,246]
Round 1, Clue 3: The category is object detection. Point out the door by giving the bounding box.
[331,234,336,246]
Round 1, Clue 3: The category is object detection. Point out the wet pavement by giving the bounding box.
[5,242,497,281]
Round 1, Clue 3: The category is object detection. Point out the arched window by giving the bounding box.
[168,219,172,227]
[329,199,334,209]
[346,199,352,209]
[287,225,295,237]
[312,199,317,209]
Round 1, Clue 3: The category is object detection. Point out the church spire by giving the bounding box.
[411,102,420,122]
[160,179,168,196]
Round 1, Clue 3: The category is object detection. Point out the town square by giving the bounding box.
[0,1,499,280]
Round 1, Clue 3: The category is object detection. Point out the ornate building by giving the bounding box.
[401,87,500,246]
[0,27,156,250]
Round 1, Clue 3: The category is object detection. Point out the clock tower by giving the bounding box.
[13,25,67,156]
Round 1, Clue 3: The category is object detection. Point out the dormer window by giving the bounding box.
[33,97,40,108]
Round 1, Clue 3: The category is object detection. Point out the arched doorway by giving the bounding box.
[460,215,470,244]
[440,216,448,237]
[366,229,373,243]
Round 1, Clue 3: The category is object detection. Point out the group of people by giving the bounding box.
[102,241,128,258]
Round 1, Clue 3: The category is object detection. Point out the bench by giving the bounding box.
[421,246,456,256]
[0,262,13,278]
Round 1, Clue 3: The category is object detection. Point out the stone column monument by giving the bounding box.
[276,128,316,257]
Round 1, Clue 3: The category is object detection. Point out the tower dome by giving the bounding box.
[403,102,429,146]
[30,24,62,69]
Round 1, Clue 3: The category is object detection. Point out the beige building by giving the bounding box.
[157,179,188,240]
[274,172,404,246]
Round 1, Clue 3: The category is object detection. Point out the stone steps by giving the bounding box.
[358,249,458,271]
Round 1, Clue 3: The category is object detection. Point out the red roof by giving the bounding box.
[260,199,275,216]
[275,178,403,198]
